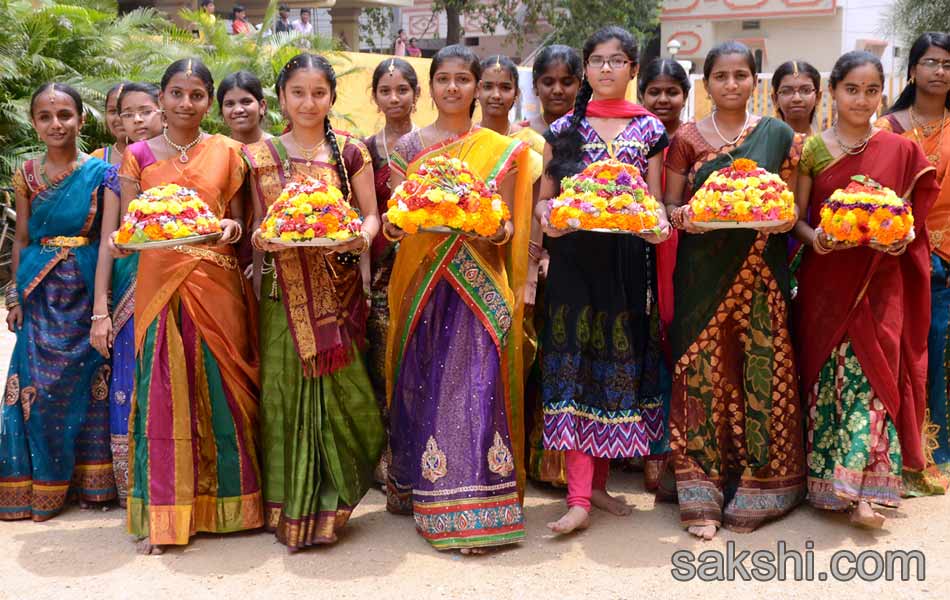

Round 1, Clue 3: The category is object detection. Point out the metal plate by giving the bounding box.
[692,219,790,230]
[267,236,356,248]
[116,232,222,251]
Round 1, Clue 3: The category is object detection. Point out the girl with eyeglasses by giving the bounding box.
[90,81,164,508]
[538,27,671,535]
[771,60,822,135]
[876,32,950,494]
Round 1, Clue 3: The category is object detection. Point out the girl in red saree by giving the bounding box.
[114,59,262,553]
[875,32,950,492]
[794,51,938,528]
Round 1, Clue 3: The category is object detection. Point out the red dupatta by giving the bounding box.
[795,131,938,471]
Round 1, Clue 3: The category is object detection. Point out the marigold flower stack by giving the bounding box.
[260,177,362,244]
[116,184,221,245]
[817,175,914,247]
[548,159,661,233]
[688,158,795,227]
[386,156,509,236]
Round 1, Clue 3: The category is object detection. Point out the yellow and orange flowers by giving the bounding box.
[115,184,221,245]
[548,159,661,233]
[386,156,509,237]
[688,158,794,226]
[260,177,362,243]
[818,175,913,247]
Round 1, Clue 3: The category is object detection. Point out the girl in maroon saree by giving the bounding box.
[794,51,939,528]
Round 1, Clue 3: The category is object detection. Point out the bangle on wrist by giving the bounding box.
[90,313,110,322]
[382,225,401,243]
[813,232,831,255]
[492,225,513,246]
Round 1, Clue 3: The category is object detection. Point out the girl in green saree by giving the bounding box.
[664,42,806,540]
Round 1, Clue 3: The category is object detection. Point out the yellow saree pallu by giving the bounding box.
[384,127,534,549]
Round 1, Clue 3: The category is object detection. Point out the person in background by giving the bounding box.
[363,58,420,484]
[394,28,407,56]
[520,44,582,489]
[274,4,292,33]
[636,57,691,495]
[876,32,950,494]
[407,38,422,58]
[93,82,165,508]
[92,82,131,166]
[771,60,822,135]
[293,8,314,35]
[201,0,215,18]
[231,4,252,35]
[217,70,270,145]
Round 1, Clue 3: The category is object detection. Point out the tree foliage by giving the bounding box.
[0,0,341,186]
[886,0,950,50]
[428,0,660,55]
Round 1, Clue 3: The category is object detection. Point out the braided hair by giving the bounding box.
[546,26,638,182]
[276,53,351,201]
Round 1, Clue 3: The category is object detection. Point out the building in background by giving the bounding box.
[660,0,900,75]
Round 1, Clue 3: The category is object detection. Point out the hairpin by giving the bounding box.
[494,56,502,70]
[185,59,193,78]
[48,83,56,103]
[388,59,395,74]
[792,61,799,76]
[116,83,125,101]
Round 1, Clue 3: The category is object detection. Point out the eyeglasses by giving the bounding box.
[119,109,158,120]
[918,58,950,71]
[776,86,817,98]
[587,56,630,70]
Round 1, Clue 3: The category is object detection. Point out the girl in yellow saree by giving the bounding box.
[384,45,534,552]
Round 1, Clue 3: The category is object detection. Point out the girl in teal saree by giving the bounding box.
[0,84,118,520]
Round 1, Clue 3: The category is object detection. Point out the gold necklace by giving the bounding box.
[832,122,872,156]
[910,106,947,165]
[290,133,328,167]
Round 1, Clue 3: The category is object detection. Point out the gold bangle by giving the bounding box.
[382,225,401,243]
[812,233,831,255]
[491,225,513,246]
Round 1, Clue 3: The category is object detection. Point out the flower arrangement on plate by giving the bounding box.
[817,175,914,248]
[259,177,362,247]
[385,155,509,236]
[688,158,795,229]
[115,184,222,249]
[547,159,662,233]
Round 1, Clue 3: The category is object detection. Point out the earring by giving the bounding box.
[910,76,916,85]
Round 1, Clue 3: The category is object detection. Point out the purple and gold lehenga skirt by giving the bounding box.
[387,280,525,550]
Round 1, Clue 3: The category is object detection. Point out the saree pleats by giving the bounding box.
[128,295,262,544]
[670,234,805,530]
[260,270,384,548]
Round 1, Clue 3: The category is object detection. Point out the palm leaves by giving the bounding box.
[0,0,347,185]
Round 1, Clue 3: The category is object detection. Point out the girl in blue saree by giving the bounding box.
[0,83,119,520]
[91,82,164,507]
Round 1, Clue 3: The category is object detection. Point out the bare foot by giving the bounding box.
[850,501,885,529]
[460,547,490,555]
[135,539,165,555]
[591,489,632,516]
[687,524,718,540]
[546,506,591,534]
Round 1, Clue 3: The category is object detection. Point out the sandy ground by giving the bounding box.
[0,311,947,600]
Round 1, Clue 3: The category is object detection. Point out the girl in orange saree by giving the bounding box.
[795,52,938,528]
[383,45,534,552]
[115,59,262,553]
[876,32,950,492]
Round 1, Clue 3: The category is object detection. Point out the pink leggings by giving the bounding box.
[566,450,610,511]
